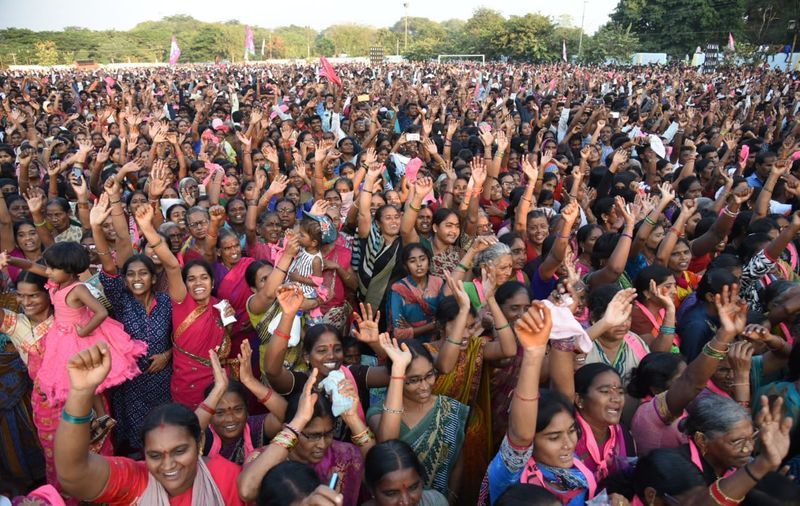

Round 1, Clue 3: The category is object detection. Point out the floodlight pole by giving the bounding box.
[578,0,587,60]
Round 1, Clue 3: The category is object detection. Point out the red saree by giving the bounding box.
[171,296,231,409]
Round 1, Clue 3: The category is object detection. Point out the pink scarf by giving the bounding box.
[520,454,597,500]
[575,412,627,482]
[138,457,224,505]
[208,423,256,461]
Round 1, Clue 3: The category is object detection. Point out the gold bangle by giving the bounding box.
[149,238,163,249]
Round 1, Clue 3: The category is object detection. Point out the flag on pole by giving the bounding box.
[728,32,735,51]
[562,39,567,63]
[169,36,181,65]
[261,38,265,57]
[318,56,342,88]
[245,26,256,58]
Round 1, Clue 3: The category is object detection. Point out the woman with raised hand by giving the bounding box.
[484,300,611,505]
[628,284,751,456]
[54,344,245,505]
[238,368,345,505]
[368,335,469,502]
[263,285,390,440]
[355,162,405,330]
[90,191,174,456]
[201,341,287,465]
[133,203,236,409]
[422,275,517,504]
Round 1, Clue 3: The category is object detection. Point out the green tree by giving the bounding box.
[323,24,377,56]
[461,8,507,59]
[497,14,554,61]
[583,23,641,63]
[611,0,745,58]
[314,36,336,57]
[34,40,59,65]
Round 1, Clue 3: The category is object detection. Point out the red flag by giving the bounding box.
[319,56,342,88]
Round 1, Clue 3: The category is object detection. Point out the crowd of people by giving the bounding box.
[1,59,800,505]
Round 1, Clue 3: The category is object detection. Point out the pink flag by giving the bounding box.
[318,56,342,88]
[245,26,255,57]
[728,32,735,51]
[169,36,181,65]
[104,76,116,97]
[562,39,567,63]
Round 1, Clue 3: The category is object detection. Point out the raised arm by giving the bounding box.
[54,344,113,500]
[89,193,118,275]
[357,164,382,239]
[435,277,473,374]
[539,201,579,281]
[134,204,185,303]
[371,335,412,442]
[238,370,320,503]
[194,349,229,432]
[655,198,696,267]
[0,192,14,253]
[25,188,55,247]
[506,302,552,448]
[587,197,635,287]
[400,177,433,245]
[263,285,304,394]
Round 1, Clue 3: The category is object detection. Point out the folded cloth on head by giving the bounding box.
[317,369,353,417]
[541,299,593,353]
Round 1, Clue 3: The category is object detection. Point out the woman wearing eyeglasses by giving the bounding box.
[368,335,469,503]
[238,368,371,506]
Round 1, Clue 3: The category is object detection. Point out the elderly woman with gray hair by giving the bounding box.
[676,393,793,489]
[449,237,513,311]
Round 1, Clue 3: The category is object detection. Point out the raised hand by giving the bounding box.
[360,146,377,167]
[267,174,289,197]
[133,201,155,230]
[560,201,580,225]
[515,301,553,348]
[352,303,380,344]
[754,395,794,471]
[148,160,171,198]
[379,334,412,370]
[714,284,747,338]
[89,192,112,227]
[614,196,635,226]
[208,346,229,396]
[446,274,471,310]
[308,200,330,217]
[293,368,320,427]
[66,343,112,393]
[521,156,539,183]
[24,188,45,215]
[414,176,434,199]
[276,284,304,315]
[283,229,301,258]
[208,205,226,226]
[602,288,637,328]
[237,340,256,385]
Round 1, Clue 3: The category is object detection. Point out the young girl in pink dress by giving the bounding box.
[10,242,147,405]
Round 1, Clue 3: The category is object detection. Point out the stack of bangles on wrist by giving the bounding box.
[457,262,471,272]
[702,341,729,360]
[659,325,676,335]
[272,427,298,450]
[710,478,744,505]
[722,206,739,218]
[644,216,657,226]
[350,428,375,447]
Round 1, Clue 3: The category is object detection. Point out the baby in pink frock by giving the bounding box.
[36,282,148,403]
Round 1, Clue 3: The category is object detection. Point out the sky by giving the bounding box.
[0,0,619,34]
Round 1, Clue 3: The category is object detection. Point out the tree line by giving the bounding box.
[1,1,795,66]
